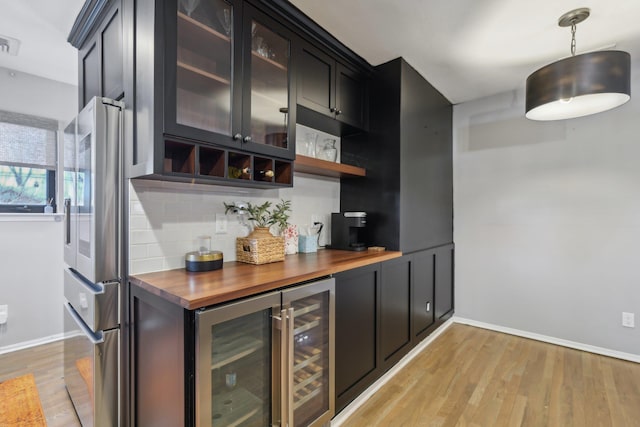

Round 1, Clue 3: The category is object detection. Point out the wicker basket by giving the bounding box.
[236,227,285,265]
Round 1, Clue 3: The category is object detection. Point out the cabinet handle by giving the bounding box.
[329,107,336,113]
[233,133,243,141]
[336,109,342,115]
[426,301,431,312]
[243,135,252,143]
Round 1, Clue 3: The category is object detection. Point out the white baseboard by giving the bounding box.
[0,332,67,355]
[453,316,640,364]
[331,318,454,426]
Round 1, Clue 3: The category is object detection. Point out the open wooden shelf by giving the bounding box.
[294,155,365,178]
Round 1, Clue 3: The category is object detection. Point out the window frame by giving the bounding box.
[0,169,56,213]
[0,110,59,213]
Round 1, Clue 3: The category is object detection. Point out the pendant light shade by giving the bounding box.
[526,50,631,120]
[525,8,631,121]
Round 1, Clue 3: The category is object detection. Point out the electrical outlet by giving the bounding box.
[622,312,635,328]
[215,213,227,234]
[0,305,8,325]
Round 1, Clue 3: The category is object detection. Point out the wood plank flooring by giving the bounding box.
[0,340,80,427]
[342,324,640,427]
[2,325,638,426]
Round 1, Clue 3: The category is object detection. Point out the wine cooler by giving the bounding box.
[196,278,335,427]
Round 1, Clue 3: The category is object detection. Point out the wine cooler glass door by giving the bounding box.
[196,291,280,427]
[282,278,335,427]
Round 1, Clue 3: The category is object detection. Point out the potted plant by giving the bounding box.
[223,200,292,264]
[224,199,291,235]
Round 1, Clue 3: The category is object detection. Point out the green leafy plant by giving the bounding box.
[224,199,291,231]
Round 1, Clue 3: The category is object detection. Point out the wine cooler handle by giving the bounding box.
[280,309,289,427]
[287,307,295,426]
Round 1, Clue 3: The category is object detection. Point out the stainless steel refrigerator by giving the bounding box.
[62,97,124,427]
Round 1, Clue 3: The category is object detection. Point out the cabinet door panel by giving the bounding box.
[336,63,366,129]
[170,0,237,142]
[101,7,123,100]
[81,42,100,107]
[435,245,454,319]
[297,44,334,117]
[335,264,379,410]
[413,250,435,336]
[241,5,295,159]
[380,256,411,364]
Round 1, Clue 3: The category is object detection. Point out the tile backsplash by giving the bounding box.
[129,174,340,274]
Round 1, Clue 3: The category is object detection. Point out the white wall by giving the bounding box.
[129,174,340,274]
[0,67,77,352]
[453,68,640,356]
[0,67,77,122]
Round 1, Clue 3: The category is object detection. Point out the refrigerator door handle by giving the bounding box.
[64,302,104,345]
[287,307,295,426]
[64,198,71,245]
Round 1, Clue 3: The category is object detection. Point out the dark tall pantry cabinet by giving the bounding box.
[337,57,454,411]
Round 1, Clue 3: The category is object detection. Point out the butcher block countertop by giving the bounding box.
[129,249,402,310]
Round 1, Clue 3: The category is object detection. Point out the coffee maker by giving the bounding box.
[329,212,367,251]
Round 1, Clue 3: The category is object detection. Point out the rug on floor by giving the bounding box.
[0,373,47,426]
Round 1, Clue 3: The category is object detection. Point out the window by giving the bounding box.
[0,110,58,213]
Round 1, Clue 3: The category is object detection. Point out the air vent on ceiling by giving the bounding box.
[0,35,20,56]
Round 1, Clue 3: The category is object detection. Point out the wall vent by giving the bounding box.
[0,35,20,56]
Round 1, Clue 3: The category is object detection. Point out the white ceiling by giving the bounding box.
[2,0,639,104]
[289,0,640,104]
[0,0,84,85]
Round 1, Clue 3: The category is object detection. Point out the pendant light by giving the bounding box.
[525,8,631,121]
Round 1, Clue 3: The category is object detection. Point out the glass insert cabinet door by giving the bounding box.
[246,18,290,153]
[175,0,235,137]
[196,292,280,427]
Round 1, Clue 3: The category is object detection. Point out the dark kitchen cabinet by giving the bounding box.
[128,0,296,187]
[334,263,380,412]
[412,249,435,341]
[341,57,453,253]
[411,244,455,342]
[164,0,296,159]
[75,0,124,109]
[380,255,412,369]
[297,42,368,132]
[435,243,454,320]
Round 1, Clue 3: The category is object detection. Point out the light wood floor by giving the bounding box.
[0,340,80,427]
[342,324,640,427]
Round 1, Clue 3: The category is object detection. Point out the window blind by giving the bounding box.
[0,110,58,170]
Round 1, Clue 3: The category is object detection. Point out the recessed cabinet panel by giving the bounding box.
[297,46,334,116]
[176,0,233,136]
[435,245,454,319]
[412,250,435,337]
[101,9,123,100]
[82,43,100,107]
[336,64,366,129]
[380,256,411,364]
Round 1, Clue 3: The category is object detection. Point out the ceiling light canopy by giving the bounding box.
[525,8,631,121]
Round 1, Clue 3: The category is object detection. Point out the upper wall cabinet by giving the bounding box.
[296,42,369,132]
[74,0,124,109]
[164,0,296,160]
[129,0,297,187]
